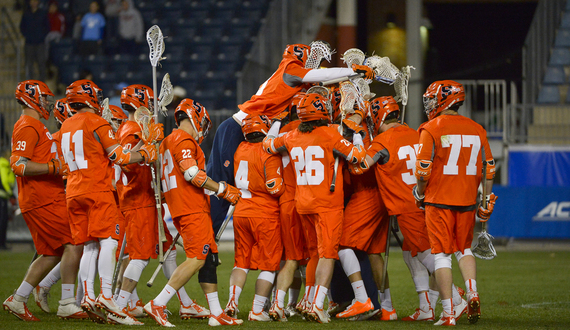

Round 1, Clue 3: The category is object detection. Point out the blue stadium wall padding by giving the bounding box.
[508,146,570,187]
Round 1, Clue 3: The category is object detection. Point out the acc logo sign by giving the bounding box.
[532,201,570,221]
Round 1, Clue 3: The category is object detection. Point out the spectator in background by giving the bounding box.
[20,0,50,81]
[0,148,16,251]
[104,0,122,40]
[118,0,143,55]
[79,1,105,56]
[45,0,65,67]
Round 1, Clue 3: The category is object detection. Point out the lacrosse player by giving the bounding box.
[207,42,375,246]
[144,99,243,327]
[263,93,368,323]
[59,79,157,324]
[413,80,497,325]
[224,114,284,321]
[3,81,86,322]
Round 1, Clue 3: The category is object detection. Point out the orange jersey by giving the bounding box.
[234,141,282,218]
[115,121,154,210]
[279,120,301,204]
[348,120,377,193]
[11,115,66,212]
[238,57,311,119]
[60,112,119,198]
[272,125,360,214]
[368,125,420,215]
[418,114,493,207]
[160,129,210,218]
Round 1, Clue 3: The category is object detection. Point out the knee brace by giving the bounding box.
[434,253,452,271]
[198,251,218,284]
[233,267,249,275]
[338,248,361,277]
[257,271,276,284]
[454,248,473,262]
[417,249,435,274]
[124,259,149,282]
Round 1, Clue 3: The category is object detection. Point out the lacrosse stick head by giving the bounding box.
[306,40,334,69]
[394,65,415,106]
[16,80,54,120]
[423,80,465,120]
[369,96,400,134]
[341,48,366,68]
[158,73,173,116]
[283,44,311,66]
[339,81,364,116]
[134,106,153,142]
[472,230,497,260]
[307,85,333,121]
[121,84,154,114]
[297,93,330,123]
[66,79,104,114]
[242,114,271,141]
[354,78,376,101]
[146,25,165,67]
[174,98,212,145]
[364,55,400,85]
[53,98,71,125]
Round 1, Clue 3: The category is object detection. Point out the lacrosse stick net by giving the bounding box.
[364,55,400,85]
[339,80,364,115]
[157,73,173,116]
[100,98,121,132]
[146,25,165,68]
[306,41,334,69]
[134,106,152,142]
[472,160,497,260]
[341,48,365,67]
[354,77,376,101]
[307,85,333,119]
[394,65,415,124]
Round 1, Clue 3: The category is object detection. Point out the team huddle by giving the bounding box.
[3,41,498,327]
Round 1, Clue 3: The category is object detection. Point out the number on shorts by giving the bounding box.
[61,130,88,171]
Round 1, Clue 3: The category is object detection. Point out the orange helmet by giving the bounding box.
[283,44,310,66]
[369,96,400,132]
[120,84,154,113]
[15,80,54,120]
[53,98,72,125]
[423,80,465,120]
[297,93,330,123]
[242,114,270,140]
[174,98,212,144]
[329,86,342,123]
[66,79,104,113]
[109,105,128,121]
[288,92,306,120]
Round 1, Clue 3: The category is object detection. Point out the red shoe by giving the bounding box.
[208,312,243,326]
[336,298,373,318]
[467,292,481,324]
[3,295,40,321]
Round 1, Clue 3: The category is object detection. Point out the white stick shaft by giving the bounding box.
[216,204,236,243]
[146,233,181,287]
[321,73,363,86]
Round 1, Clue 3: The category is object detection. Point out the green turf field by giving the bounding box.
[1,248,569,329]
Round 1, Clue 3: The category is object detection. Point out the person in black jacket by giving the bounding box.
[20,0,50,81]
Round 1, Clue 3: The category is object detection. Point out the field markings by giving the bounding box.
[521,302,570,309]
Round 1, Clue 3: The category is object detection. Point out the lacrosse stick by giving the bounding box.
[146,25,167,262]
[364,55,399,85]
[157,73,173,116]
[215,204,236,243]
[380,215,397,292]
[472,160,497,260]
[111,233,127,293]
[394,65,415,124]
[306,40,334,69]
[146,233,180,287]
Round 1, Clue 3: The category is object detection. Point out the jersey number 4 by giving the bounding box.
[235,160,252,198]
[61,130,88,171]
[290,146,324,186]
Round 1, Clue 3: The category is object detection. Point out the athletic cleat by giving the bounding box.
[81,295,107,324]
[208,312,244,326]
[379,308,398,321]
[224,297,239,318]
[3,295,40,321]
[306,304,330,324]
[180,300,210,319]
[96,294,128,319]
[284,303,297,318]
[295,296,307,315]
[454,297,468,320]
[268,301,287,322]
[326,301,341,316]
[248,310,271,321]
[434,311,456,326]
[456,286,466,298]
[128,300,146,318]
[57,298,89,320]
[144,300,174,327]
[32,286,51,313]
[348,308,381,321]
[467,292,480,324]
[336,298,373,318]
[402,307,435,321]
[107,307,144,325]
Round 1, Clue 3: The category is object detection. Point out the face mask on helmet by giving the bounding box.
[369,96,400,133]
[15,80,55,120]
[121,84,154,113]
[297,93,330,123]
[306,85,332,120]
[423,80,465,120]
[174,98,211,144]
[66,80,104,114]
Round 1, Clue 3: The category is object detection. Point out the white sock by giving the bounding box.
[308,286,316,303]
[61,283,75,300]
[130,288,139,305]
[229,285,242,305]
[428,289,439,311]
[419,291,430,312]
[252,294,267,314]
[99,238,118,298]
[287,288,300,306]
[80,241,99,299]
[15,281,34,299]
[379,288,393,311]
[276,290,286,309]
[351,280,368,303]
[39,263,61,289]
[313,285,328,309]
[76,273,83,306]
[177,288,192,306]
[441,298,452,315]
[465,279,477,294]
[206,292,223,316]
[452,285,462,305]
[116,289,131,309]
[154,284,177,306]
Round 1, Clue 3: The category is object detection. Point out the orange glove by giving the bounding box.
[47,158,67,176]
[342,119,366,139]
[145,122,164,143]
[217,181,241,205]
[352,64,375,80]
[476,193,498,222]
[139,143,158,164]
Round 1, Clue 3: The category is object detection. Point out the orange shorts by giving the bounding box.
[300,214,318,259]
[67,191,122,244]
[173,213,218,260]
[22,200,74,256]
[300,209,343,259]
[340,189,387,254]
[425,205,476,254]
[397,211,431,256]
[233,216,282,271]
[124,206,174,260]
[280,200,307,261]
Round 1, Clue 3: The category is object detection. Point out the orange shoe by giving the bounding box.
[3,295,40,321]
[467,292,480,324]
[180,300,210,319]
[80,295,106,324]
[306,303,330,324]
[144,300,174,327]
[127,299,146,318]
[268,301,287,322]
[224,297,239,318]
[379,308,398,321]
[336,298,373,318]
[208,312,243,326]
